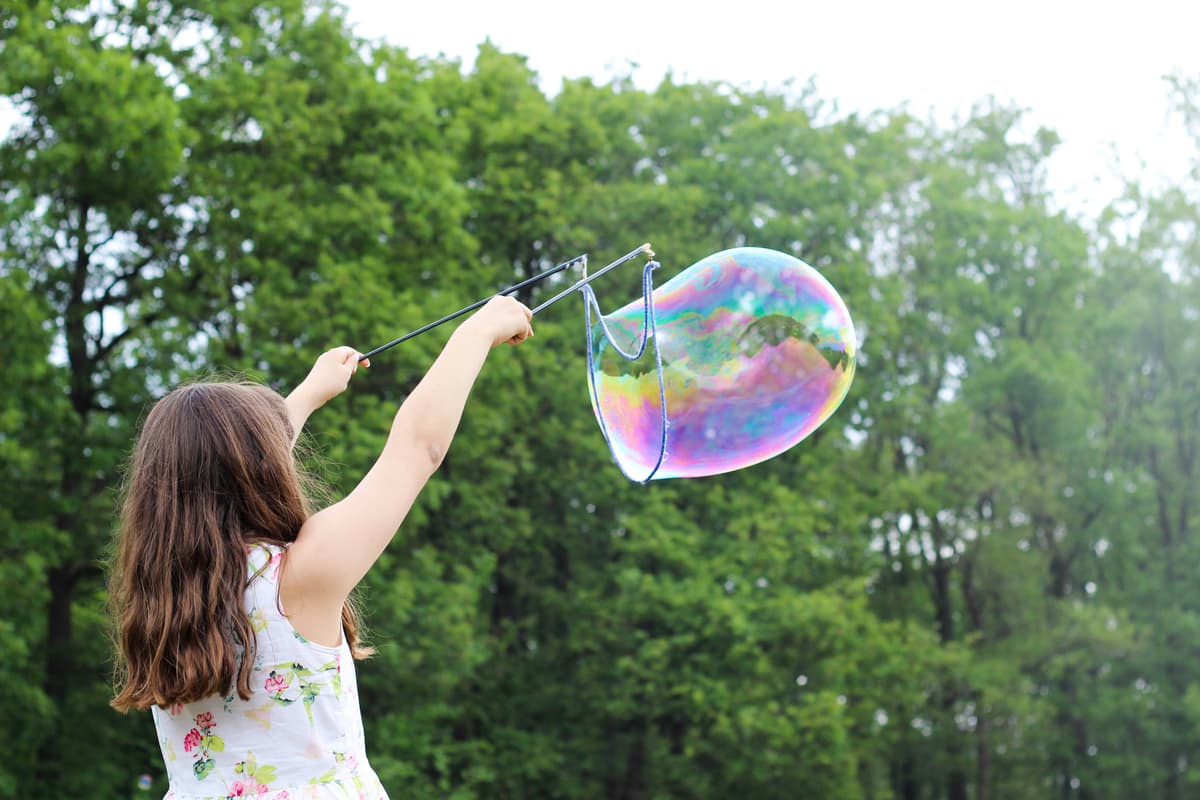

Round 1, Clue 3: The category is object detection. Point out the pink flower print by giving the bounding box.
[257,785,270,796]
[264,673,290,695]
[183,728,202,753]
[195,711,215,729]
[269,552,283,579]
[229,779,246,796]
[169,703,184,716]
[271,792,290,800]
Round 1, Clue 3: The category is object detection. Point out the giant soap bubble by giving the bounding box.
[583,247,856,481]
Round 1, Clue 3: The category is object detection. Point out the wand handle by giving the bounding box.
[359,255,585,361]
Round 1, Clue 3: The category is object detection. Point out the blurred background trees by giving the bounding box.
[1,2,1196,798]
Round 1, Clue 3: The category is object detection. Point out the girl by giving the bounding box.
[109,296,534,799]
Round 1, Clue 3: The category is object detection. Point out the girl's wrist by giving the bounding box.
[453,318,498,351]
[288,379,324,415]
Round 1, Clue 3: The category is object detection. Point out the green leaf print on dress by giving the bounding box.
[183,711,226,781]
[263,658,342,725]
[229,752,278,797]
[249,606,269,633]
[309,752,366,791]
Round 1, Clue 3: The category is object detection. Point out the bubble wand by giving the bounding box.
[530,244,654,315]
[359,243,653,361]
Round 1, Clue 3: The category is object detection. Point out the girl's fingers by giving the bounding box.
[507,325,533,345]
[334,346,368,369]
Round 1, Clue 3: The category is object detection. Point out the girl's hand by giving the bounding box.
[284,347,365,446]
[298,346,369,409]
[464,295,534,348]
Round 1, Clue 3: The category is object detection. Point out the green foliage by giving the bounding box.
[1,2,1197,799]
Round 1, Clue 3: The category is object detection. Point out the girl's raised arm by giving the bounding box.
[285,347,369,446]
[281,296,533,642]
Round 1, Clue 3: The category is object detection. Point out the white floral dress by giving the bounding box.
[152,544,389,800]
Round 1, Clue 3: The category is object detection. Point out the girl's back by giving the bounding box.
[152,543,383,799]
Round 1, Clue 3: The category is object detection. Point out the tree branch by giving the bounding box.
[89,253,159,312]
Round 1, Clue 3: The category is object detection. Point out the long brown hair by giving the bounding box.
[110,381,369,712]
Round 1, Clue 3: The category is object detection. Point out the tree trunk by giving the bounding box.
[932,561,954,645]
[947,763,968,800]
[1164,758,1180,800]
[619,719,647,800]
[42,565,79,702]
[34,565,79,787]
[606,718,647,800]
[976,715,992,800]
[889,754,920,800]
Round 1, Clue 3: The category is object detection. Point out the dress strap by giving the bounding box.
[245,542,285,588]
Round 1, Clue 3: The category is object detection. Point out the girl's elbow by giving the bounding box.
[423,439,447,471]
[389,415,446,473]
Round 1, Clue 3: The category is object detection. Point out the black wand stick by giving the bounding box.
[359,243,653,361]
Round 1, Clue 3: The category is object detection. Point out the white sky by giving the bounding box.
[1,1,1196,219]
[344,0,1200,218]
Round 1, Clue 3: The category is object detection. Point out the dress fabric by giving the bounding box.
[151,543,388,800]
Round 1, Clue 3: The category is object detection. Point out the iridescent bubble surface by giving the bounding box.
[587,247,856,480]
